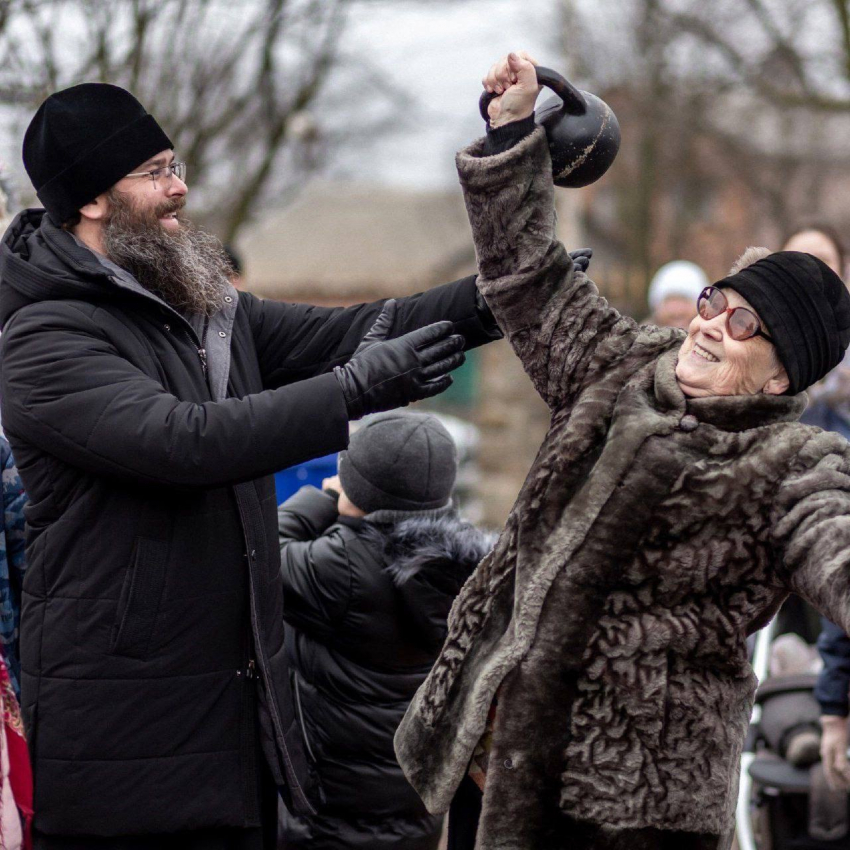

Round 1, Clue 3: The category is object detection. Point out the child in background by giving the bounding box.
[277,411,493,850]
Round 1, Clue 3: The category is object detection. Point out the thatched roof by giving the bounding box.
[238,181,477,303]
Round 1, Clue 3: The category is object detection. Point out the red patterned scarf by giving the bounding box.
[0,657,31,849]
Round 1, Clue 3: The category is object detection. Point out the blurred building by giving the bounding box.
[238,180,581,526]
[239,181,476,304]
[576,83,850,316]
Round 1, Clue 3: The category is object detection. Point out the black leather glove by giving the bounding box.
[334,300,466,421]
[570,248,592,273]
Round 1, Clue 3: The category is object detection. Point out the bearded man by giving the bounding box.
[0,83,501,849]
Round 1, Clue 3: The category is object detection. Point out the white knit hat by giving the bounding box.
[648,260,709,311]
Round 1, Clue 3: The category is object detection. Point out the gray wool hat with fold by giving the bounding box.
[338,411,457,513]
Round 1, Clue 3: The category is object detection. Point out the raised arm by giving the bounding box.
[0,302,351,489]
[244,275,500,390]
[278,486,352,639]
[460,53,638,410]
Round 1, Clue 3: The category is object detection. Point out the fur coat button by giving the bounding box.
[679,414,698,432]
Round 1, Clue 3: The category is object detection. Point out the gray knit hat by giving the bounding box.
[338,411,457,513]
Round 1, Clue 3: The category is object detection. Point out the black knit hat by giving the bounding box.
[716,251,850,395]
[23,83,173,224]
[338,411,457,514]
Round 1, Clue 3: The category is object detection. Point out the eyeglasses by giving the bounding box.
[697,286,773,342]
[124,161,187,187]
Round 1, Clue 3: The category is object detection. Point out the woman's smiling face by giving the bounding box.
[675,287,789,398]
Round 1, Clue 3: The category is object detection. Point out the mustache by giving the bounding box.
[154,196,187,219]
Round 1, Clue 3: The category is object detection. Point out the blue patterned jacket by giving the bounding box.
[0,436,26,699]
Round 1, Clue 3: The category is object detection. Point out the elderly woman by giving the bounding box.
[394,53,850,850]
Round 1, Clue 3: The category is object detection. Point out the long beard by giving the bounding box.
[102,190,231,317]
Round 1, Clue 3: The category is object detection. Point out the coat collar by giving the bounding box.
[653,348,807,431]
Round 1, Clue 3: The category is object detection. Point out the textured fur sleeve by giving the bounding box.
[456,128,637,410]
[772,430,850,635]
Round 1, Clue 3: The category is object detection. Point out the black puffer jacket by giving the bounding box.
[0,209,497,837]
[277,486,493,849]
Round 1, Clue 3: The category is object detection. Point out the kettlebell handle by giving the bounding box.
[478,65,587,123]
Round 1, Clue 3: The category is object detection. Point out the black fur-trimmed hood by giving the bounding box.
[370,515,495,655]
[383,514,496,587]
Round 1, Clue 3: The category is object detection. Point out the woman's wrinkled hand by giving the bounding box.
[483,51,542,128]
[820,715,850,790]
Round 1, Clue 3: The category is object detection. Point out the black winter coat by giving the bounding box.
[0,209,497,838]
[277,486,493,850]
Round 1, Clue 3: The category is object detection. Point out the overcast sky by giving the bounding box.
[0,0,562,207]
[329,0,560,187]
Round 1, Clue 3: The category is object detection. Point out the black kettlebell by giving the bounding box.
[479,66,621,188]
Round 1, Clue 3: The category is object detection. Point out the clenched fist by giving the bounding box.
[483,51,542,128]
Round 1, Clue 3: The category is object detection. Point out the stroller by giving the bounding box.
[737,597,850,849]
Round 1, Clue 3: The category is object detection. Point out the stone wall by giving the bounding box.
[475,338,550,526]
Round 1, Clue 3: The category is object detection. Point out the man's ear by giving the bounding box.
[763,366,790,396]
[78,192,110,223]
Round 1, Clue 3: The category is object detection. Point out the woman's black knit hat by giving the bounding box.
[23,83,173,224]
[716,251,850,395]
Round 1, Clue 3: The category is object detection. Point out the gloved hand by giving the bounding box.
[820,715,850,790]
[334,300,465,421]
[570,248,592,274]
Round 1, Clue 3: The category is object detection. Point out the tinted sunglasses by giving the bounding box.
[697,287,773,343]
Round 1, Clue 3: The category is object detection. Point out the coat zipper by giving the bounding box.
[234,496,315,816]
[197,316,210,377]
[104,274,208,372]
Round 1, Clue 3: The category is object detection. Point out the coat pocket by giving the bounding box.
[110,537,168,660]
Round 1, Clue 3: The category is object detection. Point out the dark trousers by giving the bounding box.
[446,776,720,850]
[447,776,483,850]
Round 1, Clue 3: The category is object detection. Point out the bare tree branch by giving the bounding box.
[0,0,399,239]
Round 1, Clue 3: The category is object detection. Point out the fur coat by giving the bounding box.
[394,127,850,849]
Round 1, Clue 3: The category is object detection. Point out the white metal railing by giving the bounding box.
[735,618,778,850]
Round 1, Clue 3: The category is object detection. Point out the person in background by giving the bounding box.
[277,411,493,850]
[0,435,30,849]
[646,260,708,330]
[784,224,850,787]
[786,223,849,411]
[0,437,25,702]
[814,620,850,788]
[783,223,846,279]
